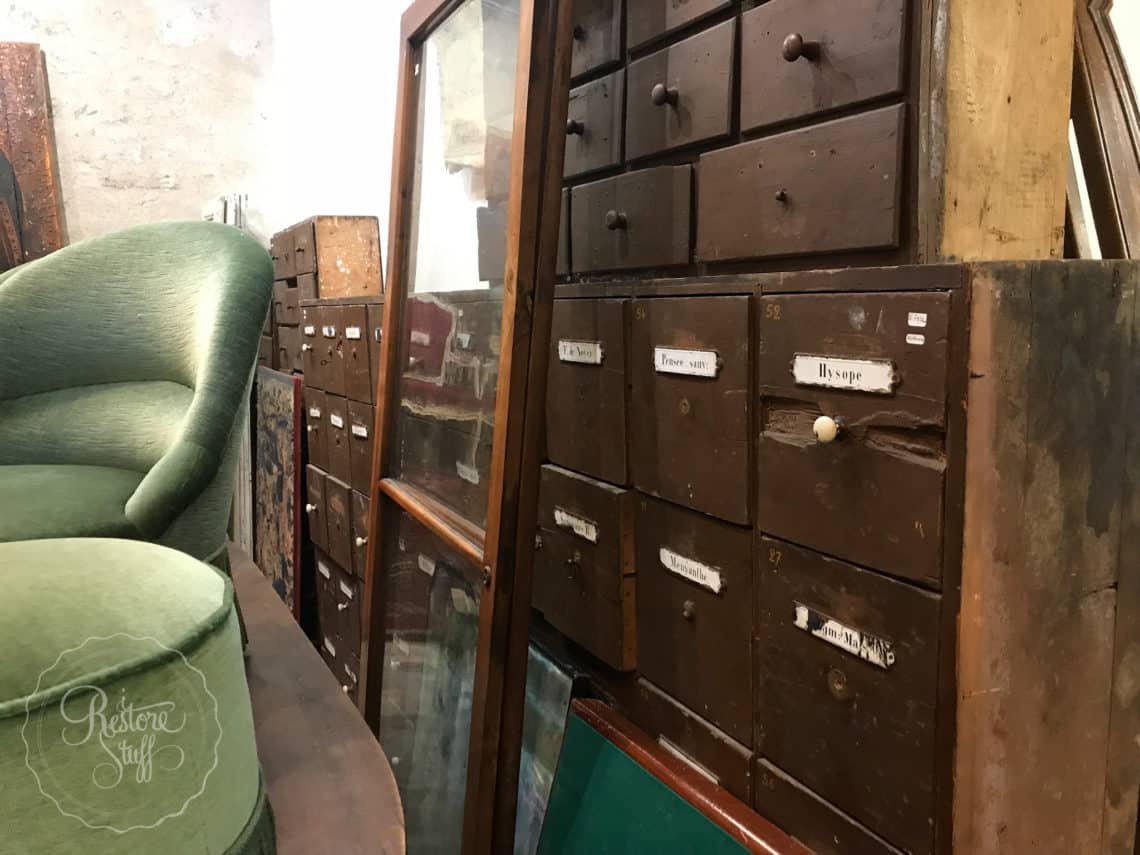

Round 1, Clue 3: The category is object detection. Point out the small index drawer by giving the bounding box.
[564,71,624,179]
[305,465,328,552]
[326,394,352,485]
[571,0,622,80]
[347,400,375,494]
[627,0,732,51]
[301,306,323,387]
[304,387,329,471]
[341,305,372,403]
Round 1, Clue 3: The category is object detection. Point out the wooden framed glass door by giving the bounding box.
[358,0,572,852]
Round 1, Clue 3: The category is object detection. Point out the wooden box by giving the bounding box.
[287,216,382,300]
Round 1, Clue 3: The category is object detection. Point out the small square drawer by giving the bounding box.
[636,496,752,746]
[564,71,624,179]
[634,679,754,806]
[756,536,939,855]
[271,231,295,280]
[298,272,318,302]
[304,464,328,551]
[301,306,323,387]
[347,399,375,494]
[304,387,329,470]
[631,295,751,524]
[319,305,348,397]
[367,302,384,395]
[273,280,300,326]
[625,19,734,161]
[351,490,370,579]
[325,394,352,485]
[534,464,637,671]
[546,298,630,485]
[571,0,622,80]
[696,104,905,262]
[276,325,301,373]
[756,291,950,586]
[627,0,732,51]
[341,305,373,403]
[293,220,316,275]
[324,473,353,572]
[741,0,907,133]
[571,165,691,273]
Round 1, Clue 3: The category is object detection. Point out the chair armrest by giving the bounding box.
[125,439,220,538]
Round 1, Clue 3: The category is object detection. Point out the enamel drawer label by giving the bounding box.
[323,637,336,657]
[659,547,723,593]
[317,561,331,580]
[654,347,720,378]
[792,354,896,394]
[329,414,345,428]
[418,554,436,576]
[351,424,368,438]
[304,325,316,336]
[553,507,598,543]
[308,407,321,418]
[558,339,604,365]
[793,603,895,670]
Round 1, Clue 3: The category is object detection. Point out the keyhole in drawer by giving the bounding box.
[678,397,691,416]
[827,667,852,701]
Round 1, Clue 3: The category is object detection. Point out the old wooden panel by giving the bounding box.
[271,229,295,280]
[334,561,362,671]
[757,536,940,854]
[341,304,373,403]
[305,464,328,554]
[625,20,735,160]
[564,71,625,178]
[571,0,623,79]
[631,295,751,524]
[314,549,341,662]
[325,474,353,572]
[696,104,905,261]
[0,43,65,268]
[319,305,348,397]
[740,0,907,132]
[347,399,375,494]
[274,279,301,326]
[304,387,329,473]
[556,189,570,276]
[955,261,1136,855]
[546,298,629,485]
[299,272,318,302]
[313,216,383,299]
[276,324,302,373]
[571,165,691,272]
[257,334,273,367]
[636,496,752,745]
[627,0,731,51]
[326,393,352,485]
[351,490,370,579]
[476,202,508,283]
[293,220,316,275]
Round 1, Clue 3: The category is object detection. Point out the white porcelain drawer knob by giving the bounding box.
[813,415,842,444]
[305,503,318,513]
[355,536,368,547]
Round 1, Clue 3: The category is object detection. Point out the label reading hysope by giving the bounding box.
[792,354,896,394]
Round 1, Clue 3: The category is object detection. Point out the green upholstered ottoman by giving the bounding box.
[0,539,274,854]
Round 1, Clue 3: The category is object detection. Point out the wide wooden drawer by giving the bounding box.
[324,473,353,572]
[627,0,732,51]
[347,400,375,495]
[631,295,751,524]
[741,0,907,132]
[304,387,328,471]
[696,104,905,261]
[634,679,754,806]
[341,305,372,403]
[305,464,328,552]
[351,490,369,579]
[571,0,623,79]
[571,165,691,272]
[756,536,939,855]
[546,298,630,485]
[626,20,735,161]
[565,71,624,178]
[534,465,637,671]
[326,394,352,486]
[273,280,300,326]
[636,496,752,745]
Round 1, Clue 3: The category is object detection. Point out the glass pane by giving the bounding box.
[1109,4,1140,99]
[378,509,484,852]
[392,0,520,529]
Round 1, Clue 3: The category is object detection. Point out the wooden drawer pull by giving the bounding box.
[566,118,585,135]
[781,33,820,62]
[305,503,318,514]
[604,210,628,230]
[355,536,368,547]
[651,83,679,107]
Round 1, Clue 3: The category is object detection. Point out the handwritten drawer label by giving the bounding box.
[309,407,321,418]
[329,414,345,428]
[410,330,431,346]
[654,347,720,378]
[351,424,369,438]
[659,547,723,594]
[792,354,896,395]
[905,333,925,346]
[345,326,362,339]
[304,325,316,335]
[553,507,598,543]
[418,554,436,576]
[558,339,604,365]
[456,461,480,485]
[317,561,331,580]
[907,312,928,328]
[793,603,896,670]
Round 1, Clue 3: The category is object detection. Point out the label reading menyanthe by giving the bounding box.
[558,340,604,365]
[654,347,720,378]
[553,508,598,543]
[659,547,723,594]
[792,354,896,395]
[793,603,895,670]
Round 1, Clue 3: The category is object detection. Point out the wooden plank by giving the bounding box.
[935,2,1073,260]
[955,261,1137,854]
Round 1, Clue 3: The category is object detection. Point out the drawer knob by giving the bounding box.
[782,33,820,62]
[774,189,788,203]
[566,118,585,136]
[307,424,316,432]
[302,344,313,351]
[681,600,696,621]
[827,667,852,701]
[812,415,844,444]
[342,684,350,694]
[651,83,679,107]
[337,602,348,612]
[305,503,318,513]
[604,210,628,231]
[355,536,368,547]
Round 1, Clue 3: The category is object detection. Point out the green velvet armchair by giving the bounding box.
[0,221,272,566]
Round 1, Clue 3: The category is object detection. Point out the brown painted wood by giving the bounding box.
[299,272,318,302]
[545,298,630,484]
[367,303,384,399]
[325,473,353,572]
[347,400,375,494]
[292,220,316,276]
[320,305,348,397]
[756,535,941,855]
[625,20,735,161]
[698,104,905,262]
[315,548,341,659]
[351,490,370,579]
[630,294,751,524]
[571,164,691,272]
[757,264,965,295]
[275,324,300,373]
[305,464,328,553]
[564,70,625,178]
[311,216,383,300]
[570,0,622,80]
[274,280,301,326]
[378,477,484,569]
[740,0,907,133]
[304,388,329,470]
[271,230,294,280]
[301,306,323,386]
[626,0,731,52]
[636,495,752,745]
[556,188,570,276]
[326,394,352,485]
[342,305,373,403]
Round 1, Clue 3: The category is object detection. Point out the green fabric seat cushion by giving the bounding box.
[0,465,143,542]
[0,539,266,853]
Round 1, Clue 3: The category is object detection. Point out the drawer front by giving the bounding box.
[631,295,751,524]
[636,496,752,745]
[298,272,318,302]
[304,388,329,471]
[276,324,300,373]
[696,104,905,261]
[565,71,625,179]
[305,465,328,552]
[326,394,352,485]
[571,165,691,272]
[293,221,316,275]
[325,474,353,571]
[627,0,732,51]
[334,562,362,668]
[756,536,939,855]
[341,305,373,403]
[271,231,294,279]
[351,490,370,579]
[571,0,622,79]
[635,679,754,806]
[315,550,340,654]
[626,20,735,161]
[546,298,629,485]
[273,280,300,326]
[556,189,570,276]
[367,303,384,398]
[347,399,375,494]
[741,0,907,132]
[319,305,348,397]
[301,307,323,387]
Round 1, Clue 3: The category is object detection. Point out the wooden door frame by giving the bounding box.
[358,0,574,852]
